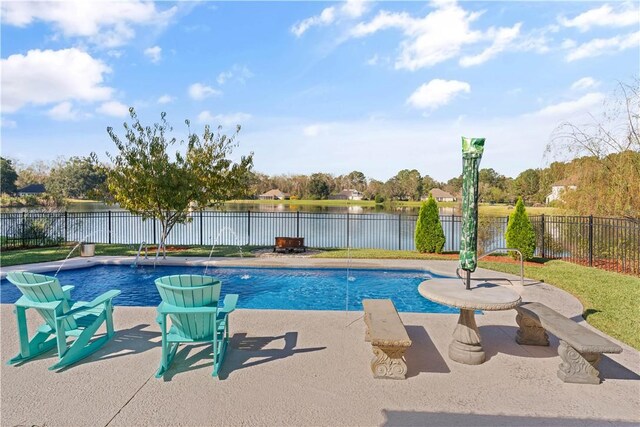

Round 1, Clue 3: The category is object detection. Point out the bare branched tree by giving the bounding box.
[547,78,640,217]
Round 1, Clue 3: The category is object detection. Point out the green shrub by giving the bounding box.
[374,194,384,204]
[505,197,536,260]
[415,195,445,253]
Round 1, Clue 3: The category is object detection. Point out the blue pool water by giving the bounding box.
[0,265,458,313]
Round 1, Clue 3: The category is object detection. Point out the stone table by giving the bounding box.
[418,278,521,365]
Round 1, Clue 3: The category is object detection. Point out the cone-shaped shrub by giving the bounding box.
[415,195,445,253]
[505,197,536,260]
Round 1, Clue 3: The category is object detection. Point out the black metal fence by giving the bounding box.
[1,211,638,275]
[531,215,640,275]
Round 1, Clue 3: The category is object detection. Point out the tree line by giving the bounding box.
[0,154,595,206]
[248,165,576,205]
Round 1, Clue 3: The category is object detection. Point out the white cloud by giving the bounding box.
[366,54,379,66]
[351,4,487,70]
[291,0,369,37]
[571,77,599,91]
[303,123,331,137]
[217,64,253,85]
[349,3,539,71]
[559,3,640,32]
[188,83,221,100]
[1,1,177,48]
[157,94,174,104]
[292,6,337,37]
[96,101,130,117]
[565,31,640,61]
[1,118,17,129]
[197,111,252,127]
[1,48,112,113]
[47,101,84,121]
[144,46,162,63]
[459,23,521,67]
[339,2,552,71]
[342,0,368,19]
[407,79,471,110]
[532,92,605,117]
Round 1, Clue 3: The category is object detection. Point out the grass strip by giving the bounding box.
[0,244,257,267]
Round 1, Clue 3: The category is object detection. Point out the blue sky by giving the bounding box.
[1,1,638,181]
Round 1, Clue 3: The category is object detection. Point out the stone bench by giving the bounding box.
[363,299,412,379]
[515,302,623,384]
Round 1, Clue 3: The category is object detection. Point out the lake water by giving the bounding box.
[0,208,508,253]
[1,202,459,215]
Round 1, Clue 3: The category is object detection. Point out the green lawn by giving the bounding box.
[477,259,640,350]
[1,245,636,350]
[314,248,458,260]
[0,244,257,267]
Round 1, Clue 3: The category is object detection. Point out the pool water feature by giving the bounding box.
[0,265,458,314]
[204,227,244,275]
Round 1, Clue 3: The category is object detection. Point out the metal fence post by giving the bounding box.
[589,215,593,267]
[199,210,204,246]
[21,212,26,247]
[64,211,68,243]
[541,214,545,258]
[247,210,251,245]
[108,210,112,244]
[153,220,157,245]
[398,213,402,250]
[296,210,300,238]
[450,213,455,251]
[346,211,350,248]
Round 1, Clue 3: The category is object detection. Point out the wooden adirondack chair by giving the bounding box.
[155,274,238,378]
[6,271,121,370]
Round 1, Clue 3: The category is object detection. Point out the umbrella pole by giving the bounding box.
[466,270,471,290]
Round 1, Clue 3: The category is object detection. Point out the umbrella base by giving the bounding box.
[449,309,486,365]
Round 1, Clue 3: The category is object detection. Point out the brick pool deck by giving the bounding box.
[1,257,638,426]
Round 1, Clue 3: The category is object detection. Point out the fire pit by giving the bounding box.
[274,237,305,253]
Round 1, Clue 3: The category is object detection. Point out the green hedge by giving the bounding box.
[415,195,445,253]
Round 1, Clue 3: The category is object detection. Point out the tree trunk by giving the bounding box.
[158,221,168,259]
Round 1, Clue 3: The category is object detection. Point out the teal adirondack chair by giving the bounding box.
[154,275,238,378]
[6,271,121,370]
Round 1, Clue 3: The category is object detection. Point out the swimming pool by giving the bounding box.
[0,265,458,313]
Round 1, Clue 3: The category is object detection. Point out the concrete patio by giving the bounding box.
[1,257,639,426]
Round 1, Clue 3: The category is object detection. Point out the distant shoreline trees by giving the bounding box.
[6,153,627,212]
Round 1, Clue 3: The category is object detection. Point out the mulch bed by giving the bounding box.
[478,255,543,267]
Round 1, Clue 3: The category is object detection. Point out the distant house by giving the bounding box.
[258,189,289,200]
[17,183,46,196]
[329,189,364,201]
[422,189,456,202]
[546,179,577,204]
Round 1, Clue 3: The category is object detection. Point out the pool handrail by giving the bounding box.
[133,241,148,267]
[456,247,524,287]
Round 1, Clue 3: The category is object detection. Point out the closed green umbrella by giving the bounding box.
[459,137,485,290]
